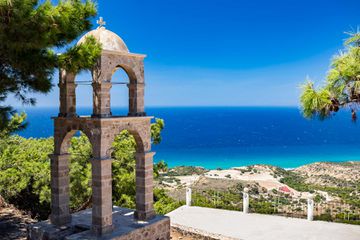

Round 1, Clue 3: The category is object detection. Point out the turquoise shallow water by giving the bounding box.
[155,145,360,169]
[18,107,360,169]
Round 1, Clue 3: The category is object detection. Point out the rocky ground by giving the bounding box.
[294,161,360,186]
[171,227,218,240]
[0,196,36,240]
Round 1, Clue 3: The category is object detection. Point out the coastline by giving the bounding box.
[154,146,360,170]
[159,159,360,171]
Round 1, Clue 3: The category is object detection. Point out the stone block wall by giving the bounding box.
[112,217,170,240]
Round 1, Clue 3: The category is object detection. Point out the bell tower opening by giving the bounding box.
[75,70,93,116]
[110,67,129,116]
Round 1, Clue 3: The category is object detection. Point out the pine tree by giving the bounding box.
[300,30,360,121]
[0,0,101,130]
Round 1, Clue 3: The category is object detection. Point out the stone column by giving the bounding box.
[92,82,112,118]
[135,152,155,221]
[59,70,77,117]
[128,83,145,116]
[50,154,71,226]
[91,158,113,235]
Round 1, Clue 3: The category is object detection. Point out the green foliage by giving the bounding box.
[0,0,99,129]
[192,188,243,211]
[0,136,53,218]
[151,118,165,144]
[300,81,332,119]
[345,30,360,47]
[300,30,360,120]
[58,36,102,74]
[314,213,333,222]
[250,199,276,214]
[154,160,168,178]
[334,212,360,225]
[68,134,92,211]
[280,170,360,208]
[191,186,279,215]
[279,171,313,192]
[314,194,323,203]
[316,185,360,208]
[153,188,183,214]
[0,112,27,137]
[111,131,137,171]
[111,131,137,209]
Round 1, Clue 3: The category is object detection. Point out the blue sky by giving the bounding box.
[10,0,360,107]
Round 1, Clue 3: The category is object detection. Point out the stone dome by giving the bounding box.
[77,26,129,53]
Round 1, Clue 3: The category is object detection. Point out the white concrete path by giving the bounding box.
[166,206,360,240]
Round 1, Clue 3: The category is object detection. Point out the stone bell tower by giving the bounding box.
[28,18,170,240]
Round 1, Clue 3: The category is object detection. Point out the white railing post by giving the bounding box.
[186,187,192,206]
[307,195,314,221]
[243,187,249,214]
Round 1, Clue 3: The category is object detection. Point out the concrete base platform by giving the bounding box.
[167,206,360,240]
[28,207,170,240]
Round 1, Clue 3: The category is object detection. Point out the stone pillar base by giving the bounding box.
[134,209,155,221]
[28,207,170,240]
[91,224,114,236]
[50,214,72,227]
[91,113,112,118]
[57,113,79,118]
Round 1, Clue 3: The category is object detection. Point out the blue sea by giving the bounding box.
[16,107,360,169]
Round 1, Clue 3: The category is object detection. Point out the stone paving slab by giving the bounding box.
[28,207,170,240]
[166,206,360,240]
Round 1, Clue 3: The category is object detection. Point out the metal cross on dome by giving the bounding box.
[97,17,106,28]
